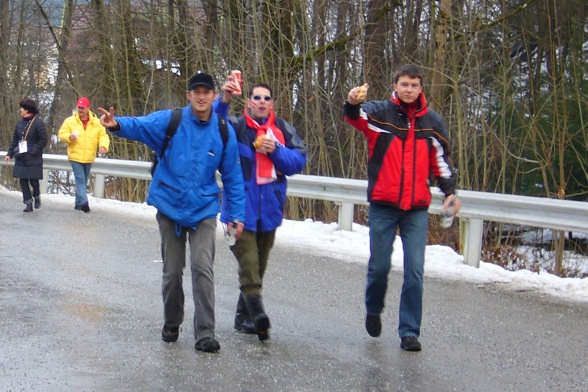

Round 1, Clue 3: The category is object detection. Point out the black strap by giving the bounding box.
[234,116,246,138]
[217,114,228,148]
[161,108,183,157]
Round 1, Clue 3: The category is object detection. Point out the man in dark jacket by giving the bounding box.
[344,64,461,352]
[215,79,307,341]
[5,99,48,212]
[99,72,245,354]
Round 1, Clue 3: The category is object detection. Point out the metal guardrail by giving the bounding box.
[2,152,588,267]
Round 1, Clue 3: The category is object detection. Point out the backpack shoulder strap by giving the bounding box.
[217,113,229,149]
[161,108,182,155]
[234,116,246,138]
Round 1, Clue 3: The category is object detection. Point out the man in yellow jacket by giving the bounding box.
[58,97,110,212]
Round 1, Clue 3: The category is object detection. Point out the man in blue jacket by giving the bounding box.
[99,72,245,353]
[214,78,307,341]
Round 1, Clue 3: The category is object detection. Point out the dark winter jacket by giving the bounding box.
[7,115,48,180]
[344,91,456,210]
[215,99,307,232]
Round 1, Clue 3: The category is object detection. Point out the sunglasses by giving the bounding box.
[252,95,272,101]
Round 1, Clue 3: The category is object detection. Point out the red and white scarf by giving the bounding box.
[244,109,285,184]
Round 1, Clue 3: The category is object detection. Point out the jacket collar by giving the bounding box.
[391,91,429,117]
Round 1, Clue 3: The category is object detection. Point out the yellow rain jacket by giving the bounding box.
[58,111,110,163]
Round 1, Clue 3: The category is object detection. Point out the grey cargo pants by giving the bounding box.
[157,212,217,342]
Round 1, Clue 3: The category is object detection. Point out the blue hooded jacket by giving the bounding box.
[114,104,245,229]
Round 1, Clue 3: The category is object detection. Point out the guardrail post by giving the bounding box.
[463,218,484,267]
[40,169,49,194]
[93,174,105,199]
[337,202,354,231]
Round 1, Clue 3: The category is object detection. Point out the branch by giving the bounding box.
[33,0,73,80]
[33,0,62,51]
[456,0,537,38]
[292,1,402,72]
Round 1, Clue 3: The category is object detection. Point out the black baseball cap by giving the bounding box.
[188,72,215,90]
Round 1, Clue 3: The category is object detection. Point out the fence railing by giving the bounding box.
[2,152,588,268]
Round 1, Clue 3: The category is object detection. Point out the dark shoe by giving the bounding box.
[23,203,33,213]
[365,314,381,337]
[81,203,90,213]
[34,197,41,209]
[245,295,271,341]
[400,336,422,352]
[161,325,179,342]
[234,294,256,334]
[195,337,220,353]
[260,329,270,341]
[74,205,82,210]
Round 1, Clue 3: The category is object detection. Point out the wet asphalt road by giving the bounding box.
[0,191,587,392]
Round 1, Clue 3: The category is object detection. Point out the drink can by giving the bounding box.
[231,70,243,95]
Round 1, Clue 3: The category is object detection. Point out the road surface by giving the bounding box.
[1,191,587,391]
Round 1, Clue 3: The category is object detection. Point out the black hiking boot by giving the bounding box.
[34,196,41,209]
[81,203,91,213]
[161,325,179,342]
[400,336,422,352]
[365,314,381,337]
[195,337,220,353]
[234,294,256,334]
[23,203,33,212]
[245,294,271,341]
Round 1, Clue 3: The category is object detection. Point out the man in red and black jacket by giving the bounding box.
[344,64,461,352]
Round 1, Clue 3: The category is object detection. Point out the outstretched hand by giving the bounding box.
[98,107,117,128]
[347,83,369,105]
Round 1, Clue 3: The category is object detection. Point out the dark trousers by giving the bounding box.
[230,229,276,298]
[20,178,40,204]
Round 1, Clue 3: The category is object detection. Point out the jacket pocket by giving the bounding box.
[159,181,181,193]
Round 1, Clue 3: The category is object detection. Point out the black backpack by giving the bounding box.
[150,108,229,176]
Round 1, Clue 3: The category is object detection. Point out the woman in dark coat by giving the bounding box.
[4,99,48,212]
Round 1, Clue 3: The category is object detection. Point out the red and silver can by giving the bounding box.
[231,70,243,95]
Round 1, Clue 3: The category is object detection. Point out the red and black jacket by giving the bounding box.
[344,92,456,211]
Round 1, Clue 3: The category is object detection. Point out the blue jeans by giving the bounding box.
[366,203,429,338]
[70,161,92,206]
